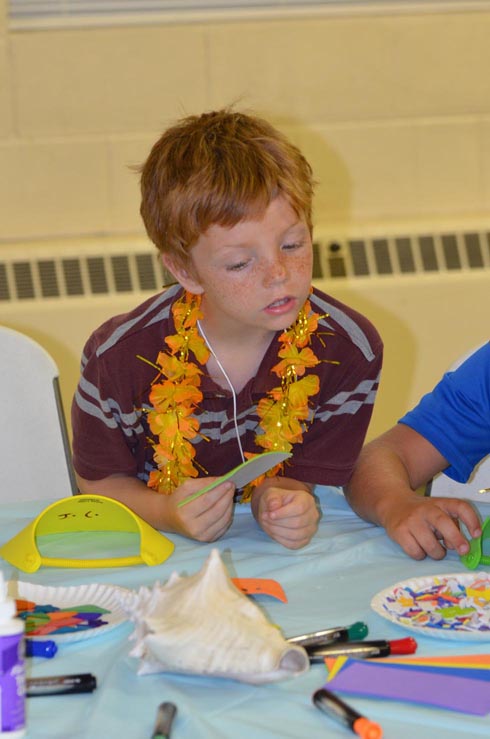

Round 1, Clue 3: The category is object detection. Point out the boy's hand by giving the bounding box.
[380,496,482,560]
[168,478,236,542]
[75,472,235,542]
[252,479,320,549]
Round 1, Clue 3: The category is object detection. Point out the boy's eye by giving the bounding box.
[283,241,303,251]
[226,260,250,272]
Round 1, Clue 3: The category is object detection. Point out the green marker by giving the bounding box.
[287,621,368,649]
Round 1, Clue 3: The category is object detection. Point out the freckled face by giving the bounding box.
[170,196,313,342]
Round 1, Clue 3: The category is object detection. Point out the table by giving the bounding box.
[2,487,490,738]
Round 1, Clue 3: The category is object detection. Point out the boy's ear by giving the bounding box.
[161,254,203,294]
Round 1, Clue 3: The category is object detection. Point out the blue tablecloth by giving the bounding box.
[1,487,490,738]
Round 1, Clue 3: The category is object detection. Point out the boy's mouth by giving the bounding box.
[264,296,295,313]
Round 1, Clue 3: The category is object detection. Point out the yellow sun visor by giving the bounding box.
[0,495,174,572]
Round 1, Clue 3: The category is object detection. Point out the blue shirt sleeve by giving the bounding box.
[398,342,490,483]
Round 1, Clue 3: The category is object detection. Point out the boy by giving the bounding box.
[72,109,383,549]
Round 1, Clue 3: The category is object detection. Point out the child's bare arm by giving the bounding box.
[251,476,319,549]
[75,473,235,542]
[344,425,482,560]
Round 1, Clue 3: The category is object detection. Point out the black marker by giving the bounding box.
[288,621,368,648]
[313,688,383,738]
[151,702,177,739]
[26,673,97,697]
[307,637,417,662]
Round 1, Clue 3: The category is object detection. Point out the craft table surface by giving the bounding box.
[2,487,490,739]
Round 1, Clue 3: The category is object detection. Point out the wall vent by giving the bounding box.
[311,229,490,281]
[1,229,488,303]
[2,229,489,446]
[0,247,174,303]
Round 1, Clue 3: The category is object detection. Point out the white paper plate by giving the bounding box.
[371,572,490,641]
[8,581,131,644]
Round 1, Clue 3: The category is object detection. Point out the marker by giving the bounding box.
[307,637,417,662]
[25,639,58,659]
[313,687,383,738]
[288,622,368,648]
[26,673,97,697]
[151,702,177,739]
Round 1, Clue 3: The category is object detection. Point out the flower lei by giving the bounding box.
[143,289,326,501]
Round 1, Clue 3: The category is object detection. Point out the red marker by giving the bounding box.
[307,637,417,662]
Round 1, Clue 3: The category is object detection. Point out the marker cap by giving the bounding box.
[389,637,417,655]
[26,639,58,658]
[353,716,383,739]
[347,622,369,641]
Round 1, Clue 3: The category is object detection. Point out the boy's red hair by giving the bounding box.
[139,109,314,266]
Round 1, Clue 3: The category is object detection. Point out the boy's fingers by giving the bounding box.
[266,495,283,513]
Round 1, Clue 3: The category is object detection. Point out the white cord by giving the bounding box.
[197,320,246,463]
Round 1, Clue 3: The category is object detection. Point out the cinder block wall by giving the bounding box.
[1,3,490,242]
[1,3,490,443]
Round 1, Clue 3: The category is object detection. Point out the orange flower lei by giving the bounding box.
[143,289,325,501]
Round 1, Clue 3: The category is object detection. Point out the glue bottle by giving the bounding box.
[0,572,25,737]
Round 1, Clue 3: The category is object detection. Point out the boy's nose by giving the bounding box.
[263,255,288,285]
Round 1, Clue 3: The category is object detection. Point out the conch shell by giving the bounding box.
[118,549,309,684]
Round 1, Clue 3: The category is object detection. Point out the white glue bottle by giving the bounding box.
[0,572,25,737]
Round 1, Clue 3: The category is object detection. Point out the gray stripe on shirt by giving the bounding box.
[76,375,144,434]
[315,377,380,422]
[96,285,180,357]
[326,376,380,406]
[311,292,375,361]
[316,396,376,422]
[74,389,118,429]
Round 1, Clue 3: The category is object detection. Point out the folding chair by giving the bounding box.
[0,326,77,502]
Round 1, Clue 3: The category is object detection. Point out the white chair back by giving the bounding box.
[0,326,77,502]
